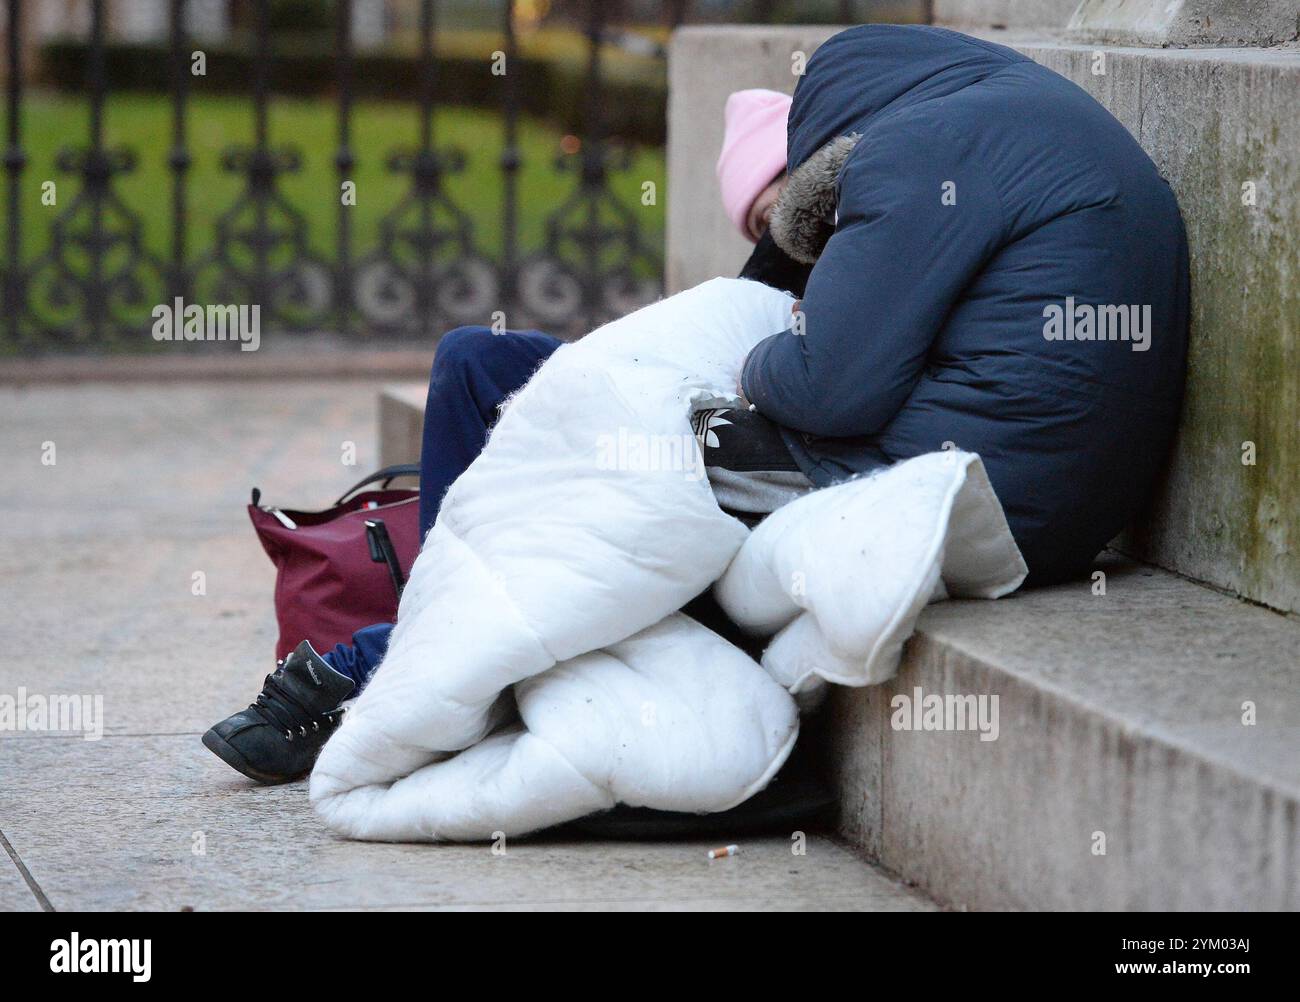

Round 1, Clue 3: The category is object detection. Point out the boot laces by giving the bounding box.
[251,672,344,741]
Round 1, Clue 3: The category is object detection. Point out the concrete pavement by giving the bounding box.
[0,380,935,912]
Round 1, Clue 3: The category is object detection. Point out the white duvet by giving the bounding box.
[310,279,1026,842]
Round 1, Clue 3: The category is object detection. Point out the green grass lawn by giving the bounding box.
[3,90,666,270]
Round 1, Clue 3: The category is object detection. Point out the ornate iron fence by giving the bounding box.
[0,0,670,352]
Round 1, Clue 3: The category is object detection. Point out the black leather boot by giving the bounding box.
[202,641,355,785]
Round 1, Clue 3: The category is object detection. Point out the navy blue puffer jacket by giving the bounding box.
[741,25,1189,585]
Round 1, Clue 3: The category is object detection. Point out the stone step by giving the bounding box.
[820,553,1300,910]
[932,0,1081,33]
[937,0,1300,47]
[377,386,1300,910]
[378,383,429,467]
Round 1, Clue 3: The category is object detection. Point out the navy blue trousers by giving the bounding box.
[322,326,562,689]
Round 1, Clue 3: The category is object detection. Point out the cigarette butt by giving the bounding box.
[708,844,739,859]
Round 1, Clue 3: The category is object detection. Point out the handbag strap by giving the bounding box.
[333,463,421,506]
[365,518,407,600]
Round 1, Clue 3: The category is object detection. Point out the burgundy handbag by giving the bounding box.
[248,464,422,662]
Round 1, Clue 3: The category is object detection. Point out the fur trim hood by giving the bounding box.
[768,133,859,265]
